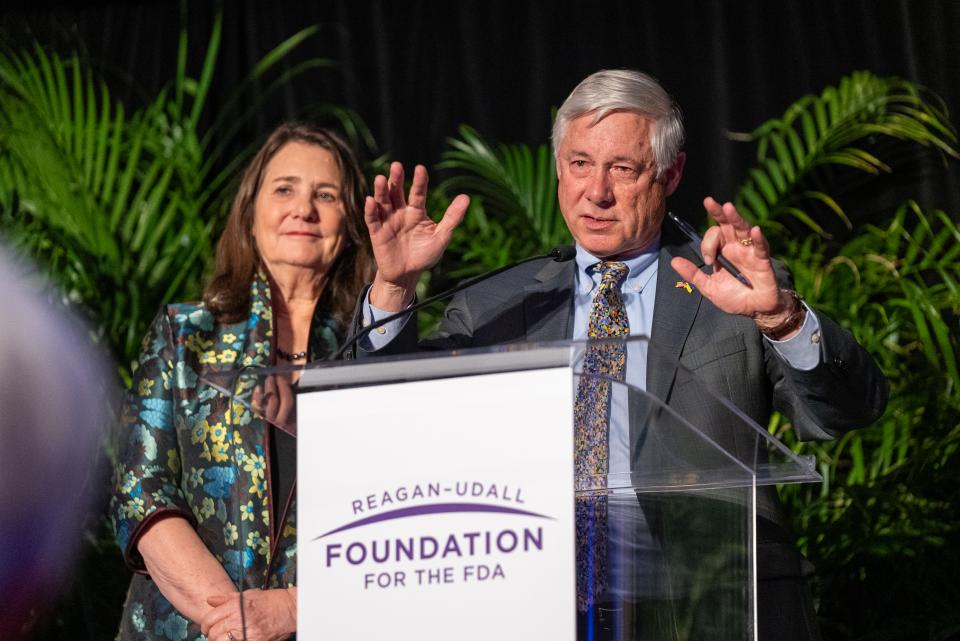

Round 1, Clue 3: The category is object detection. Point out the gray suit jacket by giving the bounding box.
[353,230,887,636]
[365,235,885,433]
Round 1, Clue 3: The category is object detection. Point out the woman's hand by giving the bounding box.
[364,162,469,311]
[201,588,297,641]
[138,516,238,624]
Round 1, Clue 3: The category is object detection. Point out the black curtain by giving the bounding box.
[3,0,959,230]
[3,2,959,639]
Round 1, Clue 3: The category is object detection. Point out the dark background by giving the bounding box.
[3,0,959,230]
[3,1,959,638]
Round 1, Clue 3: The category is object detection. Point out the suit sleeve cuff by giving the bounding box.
[358,288,413,352]
[765,302,822,371]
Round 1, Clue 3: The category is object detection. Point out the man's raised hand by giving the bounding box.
[364,162,469,311]
[671,198,800,333]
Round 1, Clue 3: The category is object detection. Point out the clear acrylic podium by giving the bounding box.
[207,336,821,641]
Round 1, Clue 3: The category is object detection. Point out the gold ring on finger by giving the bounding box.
[739,237,754,246]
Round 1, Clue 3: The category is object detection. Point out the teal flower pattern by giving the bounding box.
[110,272,341,639]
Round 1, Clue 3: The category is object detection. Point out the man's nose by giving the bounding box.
[586,170,614,207]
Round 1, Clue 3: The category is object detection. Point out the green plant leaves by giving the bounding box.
[0,14,345,383]
[434,125,570,281]
[732,71,959,237]
[775,200,960,638]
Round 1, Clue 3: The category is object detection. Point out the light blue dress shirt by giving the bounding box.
[572,243,659,475]
[361,243,824,604]
[361,240,824,467]
[570,239,823,473]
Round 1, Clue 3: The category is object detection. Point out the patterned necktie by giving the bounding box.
[575,261,630,612]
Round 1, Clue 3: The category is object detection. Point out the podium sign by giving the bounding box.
[298,366,577,640]
[203,338,823,641]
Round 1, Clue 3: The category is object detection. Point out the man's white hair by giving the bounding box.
[552,69,684,179]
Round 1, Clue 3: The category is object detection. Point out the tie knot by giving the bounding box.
[595,261,628,287]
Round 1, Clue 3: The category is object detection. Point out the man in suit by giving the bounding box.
[356,69,887,640]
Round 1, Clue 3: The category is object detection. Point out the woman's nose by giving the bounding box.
[294,197,318,219]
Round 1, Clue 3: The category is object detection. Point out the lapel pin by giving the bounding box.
[675,280,693,294]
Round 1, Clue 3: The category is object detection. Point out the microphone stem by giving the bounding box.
[331,248,569,361]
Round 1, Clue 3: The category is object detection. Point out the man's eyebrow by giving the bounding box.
[609,155,645,165]
[565,151,646,166]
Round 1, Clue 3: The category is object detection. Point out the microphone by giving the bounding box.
[332,246,576,360]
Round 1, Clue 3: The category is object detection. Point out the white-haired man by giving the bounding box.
[358,69,887,640]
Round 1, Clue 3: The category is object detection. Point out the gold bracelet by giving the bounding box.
[756,289,806,340]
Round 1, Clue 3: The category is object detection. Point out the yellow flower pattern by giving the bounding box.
[240,500,256,522]
[167,448,180,476]
[243,452,266,480]
[199,497,215,520]
[211,442,230,463]
[110,272,342,640]
[208,422,227,444]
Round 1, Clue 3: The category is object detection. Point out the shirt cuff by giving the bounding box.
[764,302,822,371]
[359,287,412,351]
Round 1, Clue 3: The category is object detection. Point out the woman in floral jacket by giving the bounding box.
[111,122,374,641]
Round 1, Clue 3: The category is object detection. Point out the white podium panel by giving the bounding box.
[201,338,823,641]
[298,367,576,641]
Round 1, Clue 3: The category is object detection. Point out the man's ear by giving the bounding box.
[661,151,686,197]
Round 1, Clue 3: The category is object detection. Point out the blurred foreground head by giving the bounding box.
[0,245,115,638]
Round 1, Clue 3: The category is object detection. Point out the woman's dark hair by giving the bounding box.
[203,122,374,327]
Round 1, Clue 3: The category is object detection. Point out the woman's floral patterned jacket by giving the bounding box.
[110,273,339,640]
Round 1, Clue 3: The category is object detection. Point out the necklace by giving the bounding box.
[276,347,307,362]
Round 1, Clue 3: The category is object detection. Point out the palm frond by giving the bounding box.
[732,71,959,236]
[437,124,570,267]
[0,13,354,381]
[777,201,960,550]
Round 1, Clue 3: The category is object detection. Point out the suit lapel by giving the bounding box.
[647,238,703,402]
[523,256,576,341]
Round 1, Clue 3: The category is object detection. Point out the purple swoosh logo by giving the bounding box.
[313,502,553,540]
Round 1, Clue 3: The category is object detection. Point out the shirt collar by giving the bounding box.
[574,236,660,295]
